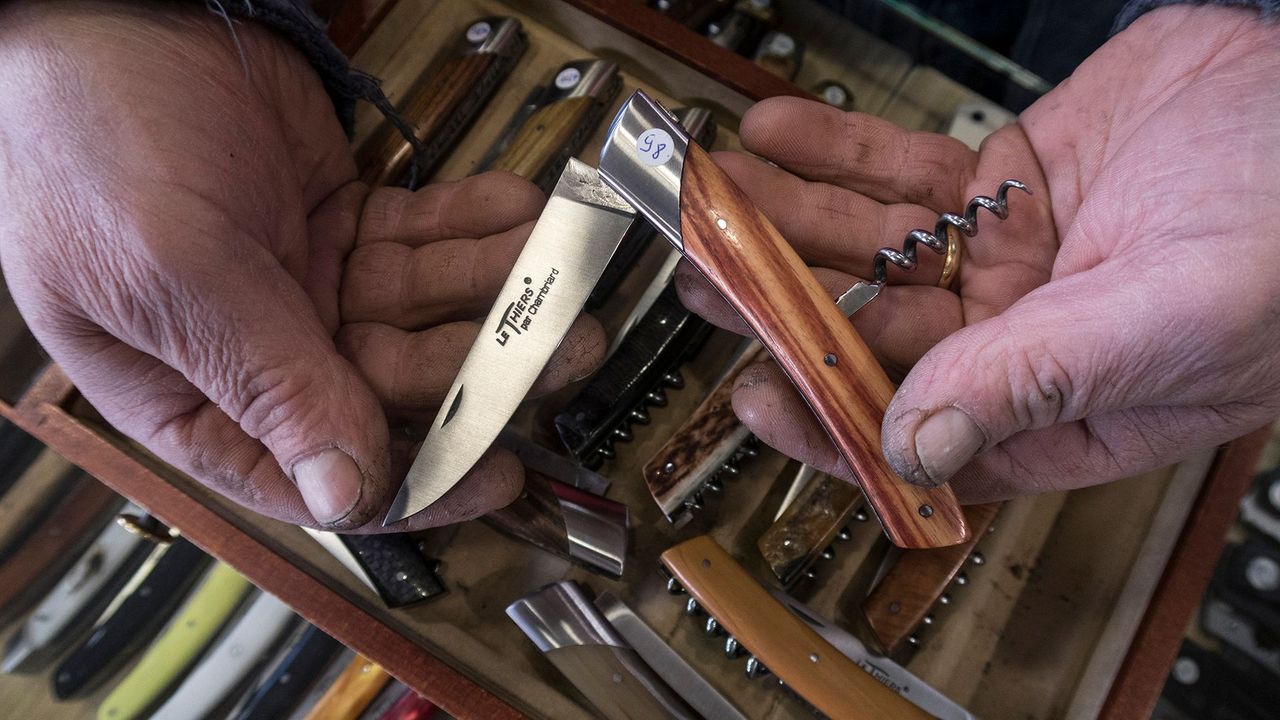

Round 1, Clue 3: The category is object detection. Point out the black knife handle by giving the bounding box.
[555,282,713,466]
[0,420,46,497]
[337,533,445,608]
[231,624,345,720]
[51,538,211,699]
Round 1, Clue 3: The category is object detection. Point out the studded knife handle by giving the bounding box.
[302,655,392,720]
[861,502,1002,654]
[336,533,445,608]
[676,144,967,549]
[662,536,930,719]
[758,472,864,586]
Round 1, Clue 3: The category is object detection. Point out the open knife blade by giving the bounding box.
[384,158,636,524]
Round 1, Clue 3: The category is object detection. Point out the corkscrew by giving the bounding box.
[871,179,1031,285]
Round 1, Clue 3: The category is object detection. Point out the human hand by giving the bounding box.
[0,2,602,530]
[679,5,1280,501]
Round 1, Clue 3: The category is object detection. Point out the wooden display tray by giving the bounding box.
[0,1,1268,718]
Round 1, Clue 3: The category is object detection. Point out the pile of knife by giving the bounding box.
[0,7,1002,718]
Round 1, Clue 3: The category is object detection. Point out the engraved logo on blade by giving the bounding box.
[494,268,561,346]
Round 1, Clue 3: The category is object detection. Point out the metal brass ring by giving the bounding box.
[116,513,176,544]
[937,224,963,290]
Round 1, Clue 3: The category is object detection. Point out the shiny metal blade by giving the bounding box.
[835,280,881,316]
[385,160,636,524]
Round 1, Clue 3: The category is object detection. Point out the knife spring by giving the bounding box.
[872,180,1030,284]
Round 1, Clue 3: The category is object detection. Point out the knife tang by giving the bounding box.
[507,581,697,720]
[861,502,1001,654]
[53,537,212,699]
[334,533,446,607]
[2,504,152,673]
[232,625,346,720]
[98,563,254,720]
[149,591,298,720]
[599,90,968,549]
[359,17,525,187]
[661,535,930,719]
[484,471,628,577]
[759,472,865,587]
[555,282,713,468]
[0,470,121,625]
[483,59,621,192]
[0,420,47,497]
[585,107,717,311]
[303,655,392,720]
[644,340,766,524]
[705,5,769,55]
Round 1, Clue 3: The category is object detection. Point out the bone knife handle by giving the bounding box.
[676,143,967,549]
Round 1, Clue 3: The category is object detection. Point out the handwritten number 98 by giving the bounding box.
[640,132,667,161]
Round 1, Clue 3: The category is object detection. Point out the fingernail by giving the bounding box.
[911,408,984,486]
[293,448,363,525]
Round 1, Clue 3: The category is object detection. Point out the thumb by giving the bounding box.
[881,266,1208,487]
[92,242,390,529]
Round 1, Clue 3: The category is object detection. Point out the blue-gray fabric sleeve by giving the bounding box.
[1114,0,1280,32]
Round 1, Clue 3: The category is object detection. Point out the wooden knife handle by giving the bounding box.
[662,536,930,720]
[359,52,497,186]
[861,501,1003,653]
[304,655,391,720]
[758,472,863,585]
[677,144,967,548]
[490,96,593,182]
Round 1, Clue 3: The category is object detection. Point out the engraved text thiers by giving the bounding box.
[495,268,560,346]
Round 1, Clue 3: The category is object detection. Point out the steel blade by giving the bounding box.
[385,159,635,524]
[835,280,881,316]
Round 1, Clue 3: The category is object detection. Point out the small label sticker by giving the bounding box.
[465,22,491,44]
[554,67,582,90]
[636,128,675,166]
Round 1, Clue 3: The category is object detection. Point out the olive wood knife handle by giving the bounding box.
[662,536,929,719]
[862,501,1003,653]
[677,144,967,549]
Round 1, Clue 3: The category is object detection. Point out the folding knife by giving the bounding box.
[373,686,437,720]
[53,537,212,699]
[2,502,152,673]
[231,625,345,720]
[598,90,967,549]
[97,563,253,720]
[507,581,698,720]
[302,529,445,608]
[301,654,391,720]
[359,17,526,187]
[149,591,298,720]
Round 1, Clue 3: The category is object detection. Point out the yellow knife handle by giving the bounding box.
[303,655,392,720]
[97,564,252,720]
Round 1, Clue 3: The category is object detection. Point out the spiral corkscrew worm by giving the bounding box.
[872,179,1031,284]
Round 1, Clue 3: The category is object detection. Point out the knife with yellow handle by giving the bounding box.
[97,563,252,720]
[303,654,392,720]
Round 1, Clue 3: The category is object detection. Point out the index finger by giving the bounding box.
[739,96,978,214]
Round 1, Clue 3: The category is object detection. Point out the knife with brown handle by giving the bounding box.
[759,471,865,587]
[861,502,1002,654]
[358,17,526,187]
[599,90,967,549]
[662,535,931,719]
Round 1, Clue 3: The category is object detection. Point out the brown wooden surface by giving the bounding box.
[862,502,1002,654]
[0,391,527,720]
[562,0,808,103]
[677,144,966,549]
[491,95,594,182]
[642,342,764,512]
[329,0,402,57]
[662,535,929,720]
[360,50,499,186]
[304,655,393,720]
[1099,427,1273,720]
[758,472,863,584]
[0,469,119,623]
